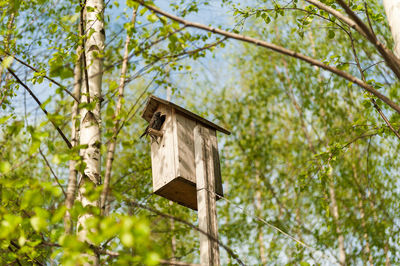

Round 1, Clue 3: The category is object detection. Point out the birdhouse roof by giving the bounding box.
[142,95,231,135]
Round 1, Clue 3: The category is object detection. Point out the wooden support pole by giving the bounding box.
[194,125,220,266]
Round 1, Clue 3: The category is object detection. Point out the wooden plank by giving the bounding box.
[194,125,220,266]
[209,129,223,197]
[151,105,176,192]
[176,112,196,184]
[154,177,197,210]
[142,95,231,135]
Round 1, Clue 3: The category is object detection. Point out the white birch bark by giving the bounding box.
[64,42,82,234]
[383,0,400,57]
[76,0,104,264]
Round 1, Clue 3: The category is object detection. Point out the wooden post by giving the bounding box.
[194,125,220,266]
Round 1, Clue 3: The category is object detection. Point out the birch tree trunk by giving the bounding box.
[76,0,104,264]
[351,162,373,265]
[254,166,267,265]
[64,40,82,234]
[0,12,15,105]
[100,7,137,215]
[328,166,346,266]
[383,0,400,57]
[280,59,347,264]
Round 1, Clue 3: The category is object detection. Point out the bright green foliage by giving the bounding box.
[1,0,400,264]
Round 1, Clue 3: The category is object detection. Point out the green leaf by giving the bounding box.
[0,115,12,124]
[1,56,13,69]
[328,30,335,39]
[86,6,95,12]
[30,216,48,232]
[147,13,157,23]
[127,0,139,9]
[121,231,134,247]
[0,161,11,174]
[140,7,148,16]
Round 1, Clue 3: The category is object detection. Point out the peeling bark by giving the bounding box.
[383,0,400,57]
[76,0,104,264]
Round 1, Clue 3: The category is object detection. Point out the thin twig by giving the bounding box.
[131,201,246,266]
[159,260,199,266]
[347,31,400,140]
[334,0,400,80]
[363,2,376,39]
[0,52,80,103]
[80,0,91,103]
[101,6,139,214]
[5,64,72,148]
[134,0,400,114]
[209,190,336,263]
[39,148,67,198]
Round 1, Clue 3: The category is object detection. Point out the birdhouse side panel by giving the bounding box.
[175,112,196,184]
[150,105,177,192]
[209,128,223,197]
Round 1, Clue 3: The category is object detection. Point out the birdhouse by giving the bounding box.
[141,95,230,210]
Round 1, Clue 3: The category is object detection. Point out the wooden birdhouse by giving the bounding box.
[141,95,230,210]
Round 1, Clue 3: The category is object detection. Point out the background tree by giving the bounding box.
[1,0,400,265]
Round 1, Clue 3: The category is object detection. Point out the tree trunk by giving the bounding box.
[279,59,347,264]
[254,165,267,265]
[351,163,373,265]
[100,7,137,215]
[383,0,400,57]
[64,22,82,234]
[328,165,346,266]
[0,12,15,105]
[368,194,391,265]
[76,0,104,264]
[170,216,177,261]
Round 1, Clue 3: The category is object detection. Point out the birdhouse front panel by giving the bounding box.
[150,104,176,192]
[143,95,229,210]
[151,107,199,210]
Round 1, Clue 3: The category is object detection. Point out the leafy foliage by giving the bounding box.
[0,0,400,265]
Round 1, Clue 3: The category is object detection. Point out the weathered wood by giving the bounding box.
[154,177,197,209]
[176,112,196,184]
[194,125,220,266]
[145,96,225,210]
[151,104,175,191]
[208,129,223,197]
[142,95,231,135]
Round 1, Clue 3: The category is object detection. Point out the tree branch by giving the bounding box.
[347,30,400,140]
[4,64,72,149]
[159,260,199,266]
[0,52,80,103]
[39,148,67,198]
[134,0,400,114]
[101,6,138,215]
[334,0,400,80]
[80,0,91,103]
[131,201,245,266]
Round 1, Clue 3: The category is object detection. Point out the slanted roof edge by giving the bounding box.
[141,95,231,135]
